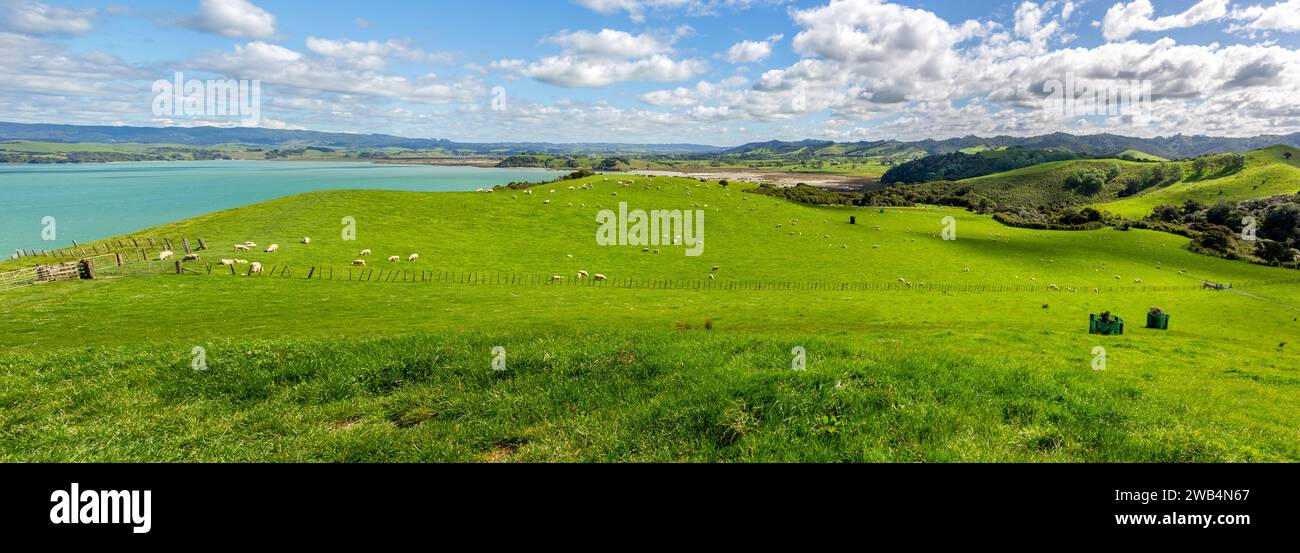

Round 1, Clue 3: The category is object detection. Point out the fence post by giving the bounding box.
[115,252,123,266]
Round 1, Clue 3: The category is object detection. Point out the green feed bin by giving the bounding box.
[1146,311,1170,330]
[1090,314,1125,336]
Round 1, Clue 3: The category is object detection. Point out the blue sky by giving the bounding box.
[2,0,1299,145]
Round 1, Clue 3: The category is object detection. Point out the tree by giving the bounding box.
[1065,170,1106,195]
[1195,225,1237,254]
[1256,240,1298,264]
[1152,204,1182,223]
[1205,201,1234,226]
[1261,203,1300,242]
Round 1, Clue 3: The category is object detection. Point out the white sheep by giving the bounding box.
[302,237,311,245]
[577,270,589,279]
[550,275,565,283]
[244,242,257,247]
[707,274,716,280]
[182,254,200,261]
[352,260,367,266]
[265,244,279,253]
[159,250,175,261]
[594,274,608,281]
[234,259,249,265]
[407,254,419,262]
[233,244,250,252]
[711,266,721,272]
[360,249,372,256]
[249,262,263,274]
[219,259,236,266]
[388,256,400,263]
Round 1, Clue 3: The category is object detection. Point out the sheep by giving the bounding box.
[219,259,236,266]
[360,249,372,256]
[301,237,311,245]
[708,274,716,280]
[642,247,651,253]
[594,274,608,281]
[1134,279,1144,284]
[234,244,250,252]
[898,278,907,283]
[388,256,401,263]
[234,259,249,265]
[963,267,972,273]
[158,250,175,261]
[407,254,419,262]
[544,200,551,205]
[265,244,279,253]
[249,262,264,274]
[182,254,200,262]
[711,266,721,272]
[352,260,367,266]
[244,242,257,247]
[1049,284,1061,291]
[577,270,589,279]
[550,275,565,283]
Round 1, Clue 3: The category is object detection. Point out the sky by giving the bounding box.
[1,0,1299,146]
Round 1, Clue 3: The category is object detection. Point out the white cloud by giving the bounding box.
[576,0,767,22]
[186,0,277,39]
[1101,0,1228,42]
[1229,0,1300,35]
[305,37,455,69]
[0,0,95,36]
[200,41,484,104]
[503,28,707,87]
[721,34,782,64]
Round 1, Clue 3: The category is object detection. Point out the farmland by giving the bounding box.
[1,173,1297,462]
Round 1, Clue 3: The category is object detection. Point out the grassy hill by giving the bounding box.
[2,175,1298,462]
[1118,150,1168,162]
[1098,146,1300,218]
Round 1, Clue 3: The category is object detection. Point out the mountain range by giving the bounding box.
[4,121,1299,159]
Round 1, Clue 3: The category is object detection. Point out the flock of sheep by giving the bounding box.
[157,236,420,275]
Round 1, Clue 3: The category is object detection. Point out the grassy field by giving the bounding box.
[2,174,1298,462]
[1098,146,1300,218]
[955,158,1150,206]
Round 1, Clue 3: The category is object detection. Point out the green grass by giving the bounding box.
[2,174,1298,462]
[954,158,1150,206]
[1119,150,1168,162]
[1097,146,1300,218]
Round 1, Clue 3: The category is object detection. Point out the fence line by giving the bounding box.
[196,264,1300,295]
[0,250,165,293]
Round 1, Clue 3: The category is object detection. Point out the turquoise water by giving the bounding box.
[0,161,564,256]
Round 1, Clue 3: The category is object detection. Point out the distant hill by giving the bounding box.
[0,122,722,156]
[880,148,1084,184]
[1096,145,1300,218]
[725,132,1300,160]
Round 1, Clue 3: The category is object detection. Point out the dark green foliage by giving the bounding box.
[1064,170,1107,195]
[881,148,1083,184]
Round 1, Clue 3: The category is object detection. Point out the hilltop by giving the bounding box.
[1097,146,1300,218]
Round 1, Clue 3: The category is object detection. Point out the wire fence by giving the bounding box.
[185,263,1300,295]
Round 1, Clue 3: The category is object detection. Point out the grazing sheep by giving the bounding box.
[301,237,311,245]
[1134,279,1144,284]
[544,200,551,205]
[158,250,175,261]
[265,244,279,253]
[711,266,720,272]
[550,275,564,283]
[1049,284,1061,291]
[708,274,716,280]
[234,244,250,252]
[963,267,972,273]
[594,274,608,281]
[219,259,236,266]
[577,270,589,279]
[234,259,249,265]
[244,242,257,247]
[249,262,263,274]
[388,256,400,262]
[898,278,907,283]
[642,247,651,253]
[352,260,367,266]
[407,254,419,262]
[182,254,200,262]
[360,249,372,256]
